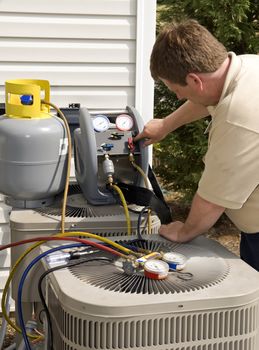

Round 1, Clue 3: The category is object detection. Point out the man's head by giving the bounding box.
[150,19,228,86]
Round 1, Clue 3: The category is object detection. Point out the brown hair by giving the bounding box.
[150,19,228,85]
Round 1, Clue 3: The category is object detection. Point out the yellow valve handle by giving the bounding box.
[5,79,51,119]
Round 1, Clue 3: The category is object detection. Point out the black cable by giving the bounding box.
[137,206,150,240]
[108,184,151,239]
[38,308,45,324]
[38,256,113,350]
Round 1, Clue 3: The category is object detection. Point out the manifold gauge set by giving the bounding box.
[121,250,188,280]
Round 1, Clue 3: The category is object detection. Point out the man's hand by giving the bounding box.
[159,221,189,242]
[159,193,225,243]
[133,118,168,146]
[134,101,210,147]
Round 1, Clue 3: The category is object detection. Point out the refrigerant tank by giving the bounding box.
[0,79,68,208]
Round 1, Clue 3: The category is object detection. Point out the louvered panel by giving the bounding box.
[0,63,135,86]
[0,195,12,310]
[0,202,11,223]
[0,0,137,15]
[0,269,10,285]
[0,226,10,245]
[0,86,134,109]
[48,287,259,350]
[0,248,10,268]
[0,15,136,40]
[0,39,135,63]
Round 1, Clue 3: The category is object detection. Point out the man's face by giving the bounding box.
[160,77,204,104]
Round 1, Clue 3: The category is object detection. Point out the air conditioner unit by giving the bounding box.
[10,184,160,302]
[41,234,259,350]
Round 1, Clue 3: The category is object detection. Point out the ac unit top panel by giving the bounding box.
[41,235,259,318]
[9,185,160,232]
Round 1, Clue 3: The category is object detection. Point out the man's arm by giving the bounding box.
[134,101,209,146]
[159,193,225,242]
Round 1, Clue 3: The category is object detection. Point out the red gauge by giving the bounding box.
[115,114,134,131]
[143,259,169,280]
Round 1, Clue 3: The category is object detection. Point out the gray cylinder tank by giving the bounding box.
[0,79,68,208]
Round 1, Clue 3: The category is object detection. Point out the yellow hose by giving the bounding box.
[129,153,151,233]
[2,103,148,335]
[1,230,137,334]
[1,99,73,339]
[129,156,149,189]
[41,100,72,234]
[1,242,42,338]
[111,184,132,235]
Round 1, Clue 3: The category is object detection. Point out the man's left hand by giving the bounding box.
[159,221,190,243]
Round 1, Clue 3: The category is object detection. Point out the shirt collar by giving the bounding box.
[219,52,242,103]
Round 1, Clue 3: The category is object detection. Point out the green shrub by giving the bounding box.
[153,81,209,202]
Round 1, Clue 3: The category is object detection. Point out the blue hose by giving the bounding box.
[17,243,84,350]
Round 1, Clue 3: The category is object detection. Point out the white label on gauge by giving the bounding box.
[92,115,110,132]
[115,114,134,131]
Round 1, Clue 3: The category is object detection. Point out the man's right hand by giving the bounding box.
[133,118,168,147]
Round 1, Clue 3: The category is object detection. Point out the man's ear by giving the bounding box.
[186,73,203,91]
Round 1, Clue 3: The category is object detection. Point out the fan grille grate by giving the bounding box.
[69,239,229,294]
[36,184,126,218]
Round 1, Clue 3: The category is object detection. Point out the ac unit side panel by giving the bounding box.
[47,279,259,350]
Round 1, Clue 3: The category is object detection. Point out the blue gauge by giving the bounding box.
[162,252,187,271]
[92,114,110,132]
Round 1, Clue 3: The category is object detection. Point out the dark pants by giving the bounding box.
[240,232,259,271]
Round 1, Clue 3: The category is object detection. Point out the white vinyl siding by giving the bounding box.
[0,0,156,111]
[0,0,156,308]
[0,0,136,15]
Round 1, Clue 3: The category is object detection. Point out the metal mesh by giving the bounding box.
[68,238,229,294]
[36,184,127,218]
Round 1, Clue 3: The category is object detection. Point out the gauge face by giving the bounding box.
[162,252,187,270]
[92,114,110,132]
[163,252,186,264]
[144,259,169,274]
[115,114,134,131]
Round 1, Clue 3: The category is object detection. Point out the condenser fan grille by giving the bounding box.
[69,238,229,294]
[36,184,126,218]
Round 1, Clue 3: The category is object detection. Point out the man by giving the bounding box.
[134,19,259,271]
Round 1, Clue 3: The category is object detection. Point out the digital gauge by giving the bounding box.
[115,114,134,131]
[92,114,110,132]
[144,259,169,280]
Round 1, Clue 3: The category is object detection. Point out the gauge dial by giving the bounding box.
[144,259,169,280]
[115,114,134,131]
[92,114,110,132]
[162,252,187,271]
